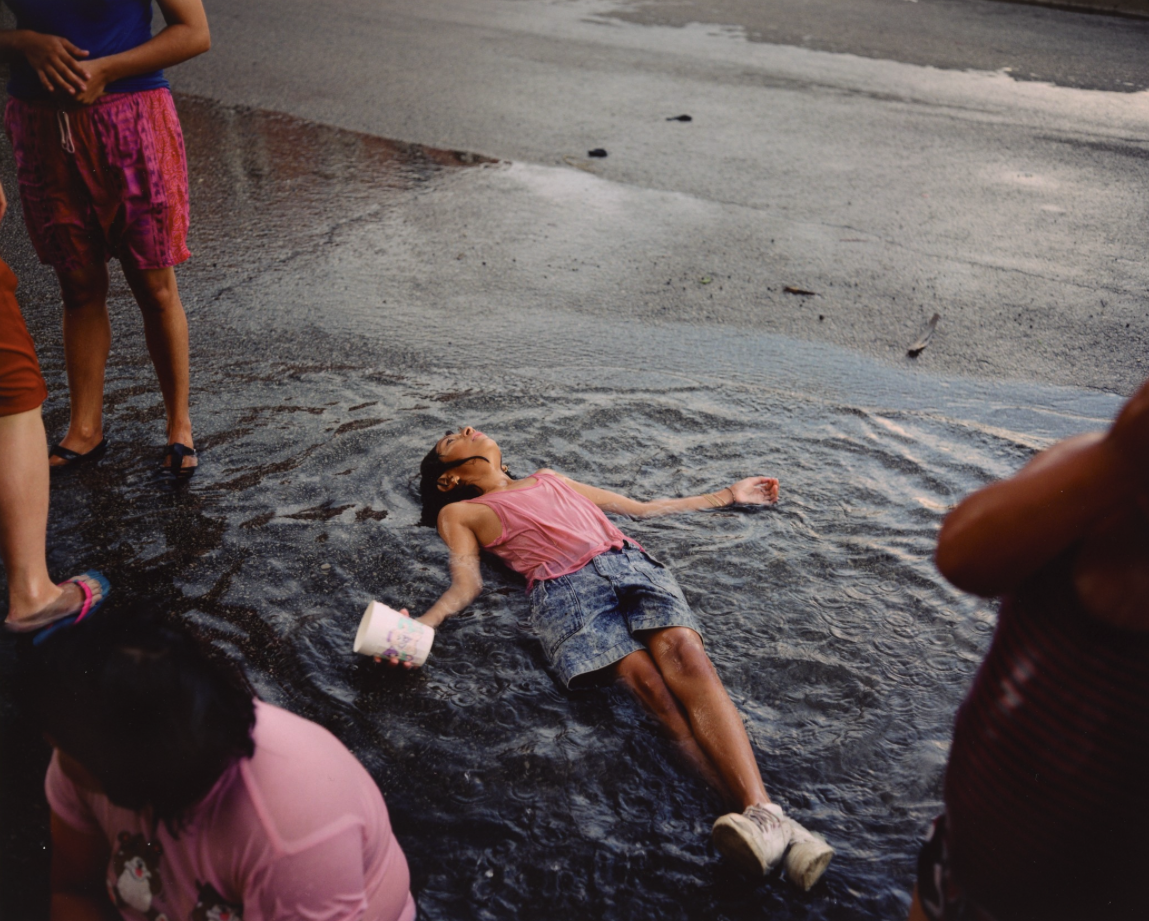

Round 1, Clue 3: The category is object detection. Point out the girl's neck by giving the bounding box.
[475,471,537,495]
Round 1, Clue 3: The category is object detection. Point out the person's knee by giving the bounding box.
[653,629,714,683]
[129,269,180,313]
[617,655,681,720]
[56,266,109,310]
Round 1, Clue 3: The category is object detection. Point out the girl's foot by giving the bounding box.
[4,571,109,634]
[162,422,197,476]
[48,431,106,468]
[713,804,835,888]
[712,803,789,875]
[783,817,835,890]
[163,442,198,477]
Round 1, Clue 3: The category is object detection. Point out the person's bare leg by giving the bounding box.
[52,263,111,463]
[644,627,834,886]
[613,649,735,803]
[0,408,75,621]
[643,627,769,809]
[120,264,195,470]
[908,886,929,921]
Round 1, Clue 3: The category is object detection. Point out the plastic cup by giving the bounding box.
[353,601,435,665]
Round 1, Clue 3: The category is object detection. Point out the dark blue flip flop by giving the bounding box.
[30,570,111,646]
[49,438,107,472]
[163,443,198,478]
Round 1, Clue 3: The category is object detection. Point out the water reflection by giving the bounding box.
[0,96,1123,920]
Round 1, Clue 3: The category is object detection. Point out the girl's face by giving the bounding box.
[433,426,503,489]
[434,426,496,460]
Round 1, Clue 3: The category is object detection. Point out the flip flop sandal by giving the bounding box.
[3,570,111,645]
[49,438,107,471]
[163,443,198,478]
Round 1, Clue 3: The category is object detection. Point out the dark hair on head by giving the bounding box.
[418,445,486,527]
[17,601,255,834]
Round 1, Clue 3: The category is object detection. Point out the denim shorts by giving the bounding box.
[528,543,702,688]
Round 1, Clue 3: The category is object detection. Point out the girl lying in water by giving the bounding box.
[393,425,834,889]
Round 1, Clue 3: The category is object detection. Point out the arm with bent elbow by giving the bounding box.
[936,376,1149,598]
[72,0,211,104]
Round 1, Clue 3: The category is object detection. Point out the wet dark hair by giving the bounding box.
[18,602,255,833]
[418,445,487,527]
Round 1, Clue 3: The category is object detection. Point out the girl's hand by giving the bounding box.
[73,58,113,105]
[730,476,779,506]
[20,32,89,97]
[372,608,421,670]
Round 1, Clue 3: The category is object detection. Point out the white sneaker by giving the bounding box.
[783,817,835,891]
[712,803,789,875]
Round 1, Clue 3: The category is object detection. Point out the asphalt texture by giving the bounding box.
[157,0,1148,396]
[0,1,1146,918]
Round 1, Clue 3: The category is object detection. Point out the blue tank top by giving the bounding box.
[6,0,169,101]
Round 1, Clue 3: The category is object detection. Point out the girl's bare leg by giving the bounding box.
[642,626,770,810]
[121,265,195,468]
[52,263,111,462]
[0,408,71,620]
[613,649,734,802]
[638,627,834,887]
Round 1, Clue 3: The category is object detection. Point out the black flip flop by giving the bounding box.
[163,443,198,478]
[49,438,107,471]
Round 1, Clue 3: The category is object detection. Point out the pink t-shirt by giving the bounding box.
[46,701,416,921]
[466,471,631,589]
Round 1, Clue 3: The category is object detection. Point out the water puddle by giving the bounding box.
[1,96,1123,920]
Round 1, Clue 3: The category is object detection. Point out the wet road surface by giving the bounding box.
[2,0,1146,916]
[0,97,1127,919]
[170,0,1149,395]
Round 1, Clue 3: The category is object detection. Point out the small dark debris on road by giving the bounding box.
[784,285,818,296]
[588,148,608,157]
[667,114,692,122]
[907,313,941,357]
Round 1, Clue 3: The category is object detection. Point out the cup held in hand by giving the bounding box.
[354,601,435,665]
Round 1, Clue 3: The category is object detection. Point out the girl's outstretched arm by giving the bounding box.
[936,375,1149,598]
[419,504,485,629]
[558,473,779,519]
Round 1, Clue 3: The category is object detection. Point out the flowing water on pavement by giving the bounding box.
[0,97,1123,920]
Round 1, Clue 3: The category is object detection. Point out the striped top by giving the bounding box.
[943,552,1149,920]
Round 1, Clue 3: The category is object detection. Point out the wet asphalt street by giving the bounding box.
[165,0,1149,395]
[0,1,1146,919]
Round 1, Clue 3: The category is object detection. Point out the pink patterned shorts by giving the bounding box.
[4,89,191,272]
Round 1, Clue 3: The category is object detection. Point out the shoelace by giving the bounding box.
[56,110,75,153]
[743,804,783,835]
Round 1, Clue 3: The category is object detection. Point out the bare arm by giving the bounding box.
[419,504,484,629]
[74,0,210,104]
[936,376,1149,598]
[558,472,779,518]
[0,30,90,96]
[49,812,117,921]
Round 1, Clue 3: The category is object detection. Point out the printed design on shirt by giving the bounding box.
[107,831,168,921]
[191,882,243,921]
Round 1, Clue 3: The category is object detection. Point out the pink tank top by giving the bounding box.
[466,471,630,588]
